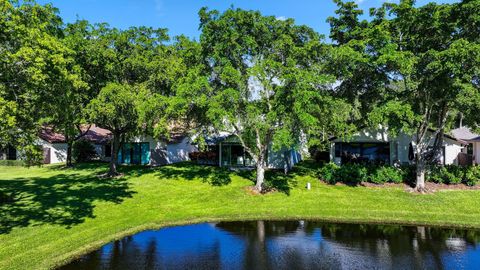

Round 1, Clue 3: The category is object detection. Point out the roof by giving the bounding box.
[204,132,234,145]
[451,127,480,142]
[39,127,66,143]
[82,125,112,144]
[329,127,465,144]
[39,125,112,144]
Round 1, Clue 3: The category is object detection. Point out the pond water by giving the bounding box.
[60,221,480,270]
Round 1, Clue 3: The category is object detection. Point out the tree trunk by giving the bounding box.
[255,155,266,192]
[66,141,73,167]
[416,158,427,193]
[109,133,120,176]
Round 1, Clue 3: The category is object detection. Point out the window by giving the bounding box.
[105,144,112,158]
[335,142,390,165]
[467,143,474,155]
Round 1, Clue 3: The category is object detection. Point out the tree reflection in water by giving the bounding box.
[61,221,480,270]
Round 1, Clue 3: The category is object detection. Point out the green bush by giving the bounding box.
[0,160,25,166]
[317,162,340,184]
[464,166,480,186]
[399,165,416,185]
[318,163,478,186]
[427,165,463,184]
[336,164,368,184]
[369,166,403,184]
[72,139,97,162]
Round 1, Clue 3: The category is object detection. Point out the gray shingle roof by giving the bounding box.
[451,127,480,142]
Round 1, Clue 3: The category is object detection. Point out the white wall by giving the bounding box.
[166,137,198,164]
[37,139,67,164]
[267,147,302,170]
[443,138,464,165]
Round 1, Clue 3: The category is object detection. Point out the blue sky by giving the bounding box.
[37,0,458,40]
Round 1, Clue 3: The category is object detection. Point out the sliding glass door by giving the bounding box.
[118,142,150,165]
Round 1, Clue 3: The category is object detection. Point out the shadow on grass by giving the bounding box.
[235,160,320,195]
[0,167,135,234]
[154,162,232,186]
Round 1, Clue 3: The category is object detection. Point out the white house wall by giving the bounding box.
[166,137,198,164]
[129,135,198,165]
[267,147,302,171]
[37,139,68,164]
[475,142,480,165]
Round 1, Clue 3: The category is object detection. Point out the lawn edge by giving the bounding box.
[48,214,480,270]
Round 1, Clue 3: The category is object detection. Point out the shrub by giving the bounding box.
[464,166,480,186]
[317,162,340,184]
[427,165,464,185]
[399,165,416,185]
[0,160,25,166]
[336,164,368,184]
[369,166,403,184]
[72,139,97,162]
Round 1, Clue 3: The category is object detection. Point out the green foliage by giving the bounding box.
[86,83,139,134]
[72,139,97,162]
[0,160,25,167]
[369,166,403,184]
[317,162,340,184]
[426,165,480,186]
[464,166,480,187]
[427,165,464,185]
[329,0,480,189]
[335,163,369,184]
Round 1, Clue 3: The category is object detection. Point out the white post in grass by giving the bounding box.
[306,182,311,190]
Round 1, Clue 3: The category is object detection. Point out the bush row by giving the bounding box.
[427,165,480,186]
[317,163,480,186]
[318,163,406,185]
[0,160,25,166]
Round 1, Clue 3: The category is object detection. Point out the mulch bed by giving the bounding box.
[359,182,480,192]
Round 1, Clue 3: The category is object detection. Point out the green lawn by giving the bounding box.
[1,161,480,270]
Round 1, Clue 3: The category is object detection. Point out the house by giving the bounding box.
[81,125,113,162]
[3,124,198,166]
[193,134,303,171]
[329,127,466,166]
[0,127,69,164]
[113,133,198,166]
[38,127,68,164]
[451,127,480,165]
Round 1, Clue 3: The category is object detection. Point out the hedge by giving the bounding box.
[318,163,480,186]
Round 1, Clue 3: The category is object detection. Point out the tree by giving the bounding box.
[330,0,480,192]
[86,83,139,176]
[193,8,354,192]
[0,0,83,164]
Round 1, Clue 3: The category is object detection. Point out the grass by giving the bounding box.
[1,161,480,269]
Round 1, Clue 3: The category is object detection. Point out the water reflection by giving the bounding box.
[60,221,480,270]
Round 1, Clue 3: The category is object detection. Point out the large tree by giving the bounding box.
[86,83,139,176]
[0,0,84,164]
[193,8,353,192]
[83,24,179,174]
[329,0,480,192]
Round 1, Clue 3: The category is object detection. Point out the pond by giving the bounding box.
[60,221,480,270]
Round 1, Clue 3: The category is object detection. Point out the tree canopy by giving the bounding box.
[0,0,479,194]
